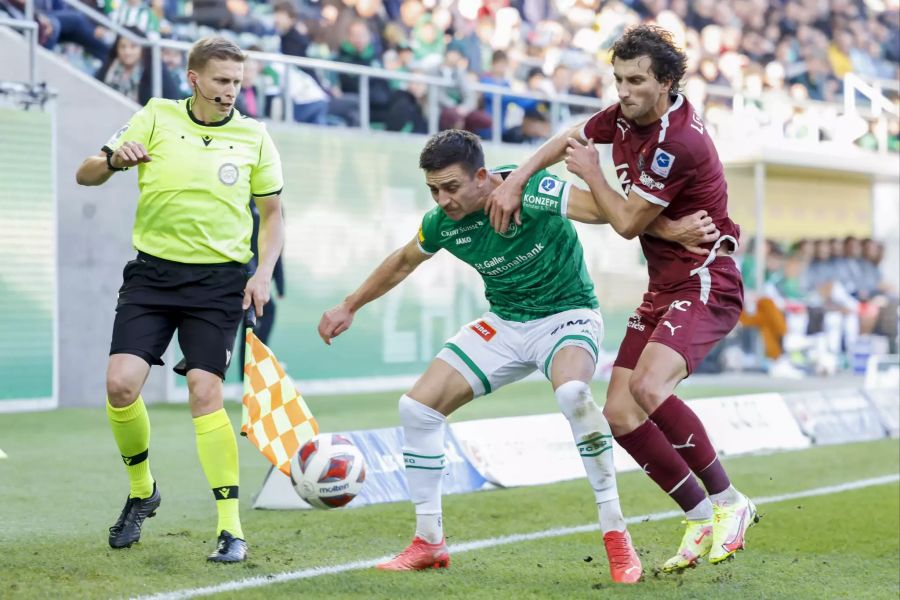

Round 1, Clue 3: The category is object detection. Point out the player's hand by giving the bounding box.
[564,137,601,182]
[318,303,354,345]
[669,210,719,255]
[111,142,152,168]
[243,273,270,317]
[485,173,524,234]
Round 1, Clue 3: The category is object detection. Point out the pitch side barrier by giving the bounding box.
[252,372,899,509]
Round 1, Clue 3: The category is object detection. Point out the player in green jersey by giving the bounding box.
[318,130,716,583]
[75,37,285,562]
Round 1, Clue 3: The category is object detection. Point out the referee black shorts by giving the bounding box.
[110,251,249,379]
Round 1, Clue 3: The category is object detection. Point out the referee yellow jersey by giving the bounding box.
[103,98,284,264]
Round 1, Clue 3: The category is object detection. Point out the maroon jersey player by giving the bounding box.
[486,25,757,573]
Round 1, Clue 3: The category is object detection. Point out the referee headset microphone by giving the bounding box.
[191,76,223,105]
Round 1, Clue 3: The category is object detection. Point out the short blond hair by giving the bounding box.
[188,37,245,72]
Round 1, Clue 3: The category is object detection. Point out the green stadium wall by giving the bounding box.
[0,108,56,406]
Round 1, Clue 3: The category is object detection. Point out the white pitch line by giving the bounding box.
[136,473,899,600]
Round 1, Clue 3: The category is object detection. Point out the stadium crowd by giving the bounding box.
[727,235,899,378]
[2,0,899,147]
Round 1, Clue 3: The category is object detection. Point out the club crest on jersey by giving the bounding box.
[218,163,239,186]
[538,177,563,198]
[651,148,675,178]
[470,320,496,341]
[498,222,519,239]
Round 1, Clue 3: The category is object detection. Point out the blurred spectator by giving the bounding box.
[1,0,111,60]
[106,0,160,35]
[95,26,177,104]
[411,14,445,70]
[333,20,389,101]
[273,1,311,60]
[236,49,263,117]
[383,73,427,133]
[190,0,266,35]
[436,40,486,131]
[161,44,191,96]
[738,240,802,377]
[7,0,898,151]
[502,108,551,144]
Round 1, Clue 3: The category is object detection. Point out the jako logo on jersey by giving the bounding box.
[639,171,665,191]
[470,320,496,341]
[539,177,563,197]
[627,314,645,331]
[651,148,675,178]
[669,300,692,312]
[456,236,471,245]
[550,319,590,336]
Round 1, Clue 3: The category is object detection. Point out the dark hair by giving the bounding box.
[611,25,688,92]
[419,129,484,175]
[95,26,178,105]
[272,0,298,19]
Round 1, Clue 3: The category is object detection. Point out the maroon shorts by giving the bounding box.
[614,256,744,375]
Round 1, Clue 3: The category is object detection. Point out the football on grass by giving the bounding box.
[290,434,366,509]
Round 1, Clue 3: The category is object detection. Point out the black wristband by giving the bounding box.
[106,152,128,172]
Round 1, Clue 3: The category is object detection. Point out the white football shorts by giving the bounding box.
[436,308,604,397]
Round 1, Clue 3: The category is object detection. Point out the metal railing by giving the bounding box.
[13,0,900,149]
[0,15,38,85]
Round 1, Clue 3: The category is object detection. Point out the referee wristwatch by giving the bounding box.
[106,152,129,172]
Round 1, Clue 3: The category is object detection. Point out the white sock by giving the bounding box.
[555,381,623,530]
[685,497,714,521]
[415,513,444,544]
[598,499,627,534]
[399,394,447,544]
[709,485,742,507]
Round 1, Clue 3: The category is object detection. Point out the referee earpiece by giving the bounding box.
[192,77,223,105]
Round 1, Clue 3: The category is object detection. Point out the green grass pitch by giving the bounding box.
[1,381,897,599]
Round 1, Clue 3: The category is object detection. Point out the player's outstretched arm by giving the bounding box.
[75,142,151,186]
[317,237,432,345]
[565,185,610,224]
[485,120,588,234]
[645,210,719,256]
[565,137,663,239]
[243,195,285,317]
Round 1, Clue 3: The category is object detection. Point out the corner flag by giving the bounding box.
[241,330,318,476]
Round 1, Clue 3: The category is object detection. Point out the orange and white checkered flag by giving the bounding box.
[241,330,318,476]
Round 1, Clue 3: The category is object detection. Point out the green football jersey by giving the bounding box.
[417,167,598,322]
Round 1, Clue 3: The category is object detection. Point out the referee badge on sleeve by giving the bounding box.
[218,163,239,186]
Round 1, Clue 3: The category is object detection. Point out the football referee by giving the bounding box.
[76,37,285,563]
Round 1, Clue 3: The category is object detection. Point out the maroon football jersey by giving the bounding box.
[582,94,740,288]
